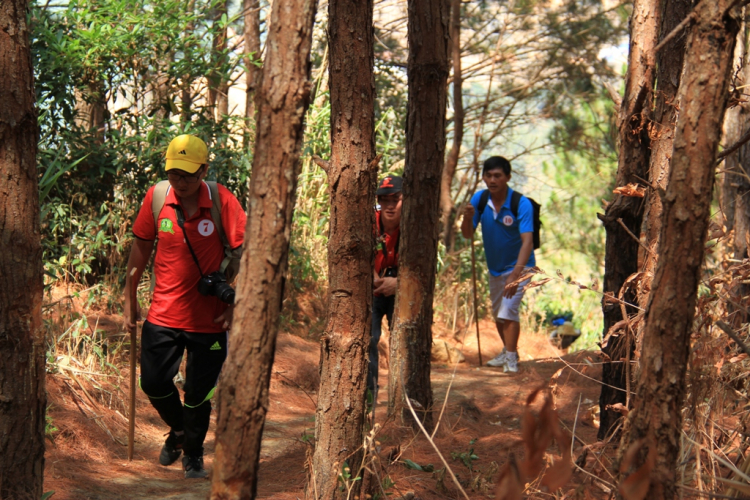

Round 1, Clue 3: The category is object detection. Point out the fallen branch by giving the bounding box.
[402,382,471,500]
[716,128,750,164]
[617,218,653,256]
[715,320,750,357]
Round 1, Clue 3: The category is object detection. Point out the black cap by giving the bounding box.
[376,175,403,196]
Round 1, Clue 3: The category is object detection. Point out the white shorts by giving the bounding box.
[489,270,529,323]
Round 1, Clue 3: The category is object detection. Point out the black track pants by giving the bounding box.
[139,321,228,457]
[368,294,394,394]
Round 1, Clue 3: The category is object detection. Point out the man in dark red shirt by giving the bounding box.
[368,175,402,398]
[123,134,246,479]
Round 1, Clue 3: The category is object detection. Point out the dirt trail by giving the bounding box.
[43,319,604,499]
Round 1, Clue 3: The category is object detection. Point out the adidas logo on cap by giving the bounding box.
[166,135,208,170]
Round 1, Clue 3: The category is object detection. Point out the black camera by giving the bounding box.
[382,267,398,278]
[198,271,235,304]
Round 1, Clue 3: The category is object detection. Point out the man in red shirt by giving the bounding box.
[123,134,246,479]
[368,175,402,399]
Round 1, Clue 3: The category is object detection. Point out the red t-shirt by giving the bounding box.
[133,182,246,333]
[374,210,399,277]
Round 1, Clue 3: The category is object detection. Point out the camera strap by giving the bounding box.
[174,206,205,277]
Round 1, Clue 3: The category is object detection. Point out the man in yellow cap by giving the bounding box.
[124,134,246,478]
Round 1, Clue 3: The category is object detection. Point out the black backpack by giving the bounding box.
[477,189,542,250]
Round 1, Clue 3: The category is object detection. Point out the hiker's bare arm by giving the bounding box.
[503,233,533,298]
[124,238,154,330]
[461,204,475,239]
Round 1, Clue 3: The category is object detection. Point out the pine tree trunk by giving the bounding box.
[310,0,376,497]
[0,0,46,498]
[619,2,739,497]
[244,0,261,126]
[638,0,691,303]
[181,0,196,123]
[720,19,746,245]
[440,0,463,249]
[208,0,317,497]
[387,0,449,430]
[207,0,228,121]
[597,0,660,440]
[74,81,107,139]
[731,25,750,267]
[721,25,750,326]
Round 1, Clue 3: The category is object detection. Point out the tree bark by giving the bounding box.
[181,0,196,124]
[74,81,107,139]
[207,0,229,121]
[721,21,746,242]
[597,0,660,440]
[719,18,750,328]
[208,0,317,497]
[310,1,376,497]
[638,0,691,300]
[0,0,46,498]
[439,0,463,249]
[729,24,750,271]
[734,128,750,262]
[387,0,449,430]
[619,2,739,498]
[244,0,261,126]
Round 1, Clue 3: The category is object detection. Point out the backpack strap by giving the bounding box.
[510,190,522,218]
[477,189,490,217]
[149,180,171,292]
[151,180,171,229]
[206,181,228,249]
[206,181,243,283]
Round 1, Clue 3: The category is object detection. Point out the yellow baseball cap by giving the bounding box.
[165,134,208,173]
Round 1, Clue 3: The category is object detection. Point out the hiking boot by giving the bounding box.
[503,354,519,374]
[159,431,184,466]
[183,454,208,479]
[486,349,508,367]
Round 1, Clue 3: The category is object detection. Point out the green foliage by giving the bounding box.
[403,458,435,472]
[42,196,131,287]
[451,438,479,471]
[32,0,254,286]
[45,307,122,375]
[521,276,603,351]
[45,408,59,439]
[337,460,361,493]
[299,430,315,444]
[372,476,395,500]
[543,88,618,268]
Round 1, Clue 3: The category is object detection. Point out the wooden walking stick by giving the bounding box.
[470,239,483,366]
[127,268,138,461]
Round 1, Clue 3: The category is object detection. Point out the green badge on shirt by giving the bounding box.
[159,218,175,234]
